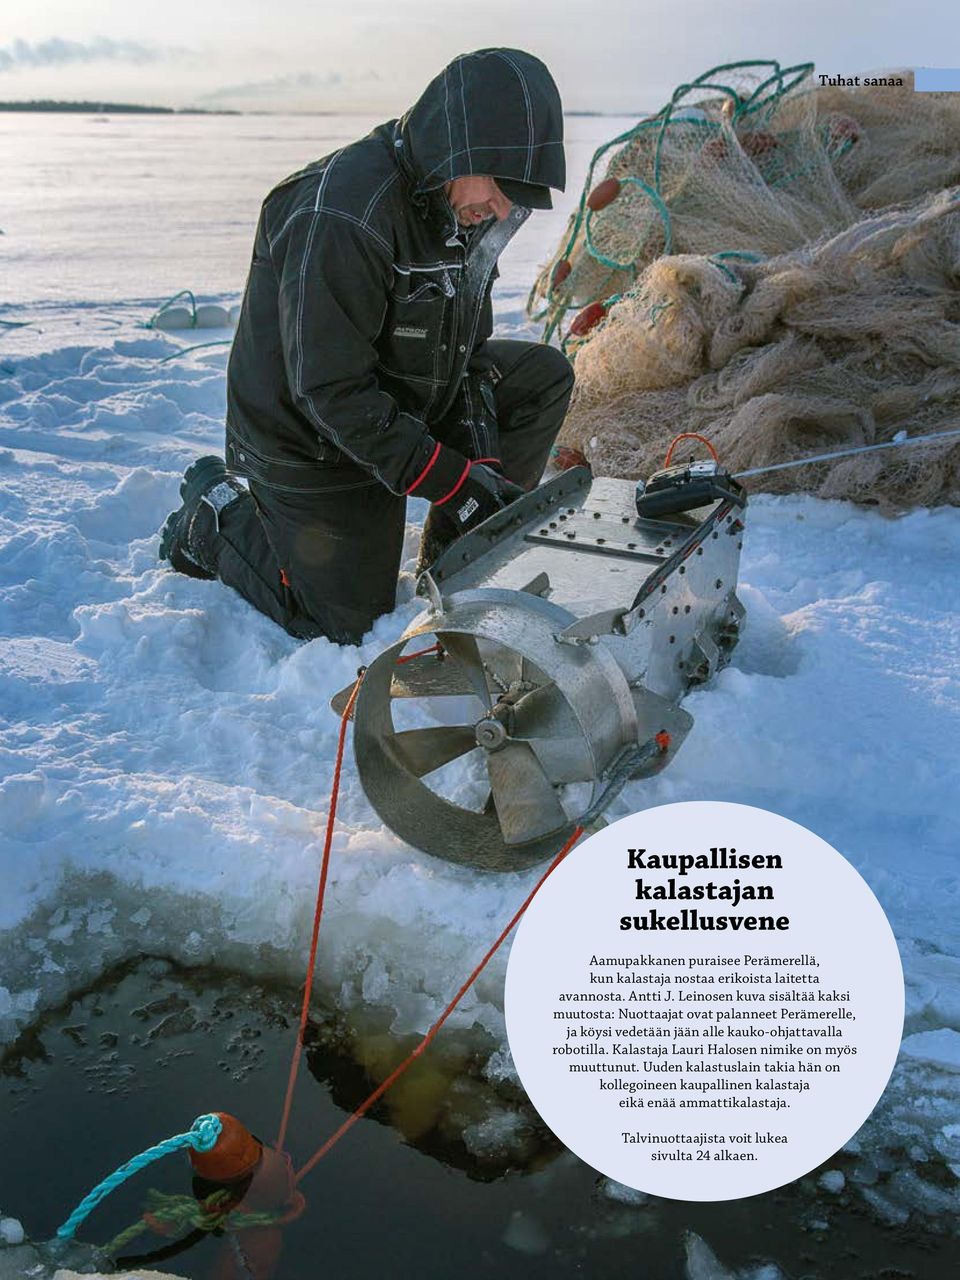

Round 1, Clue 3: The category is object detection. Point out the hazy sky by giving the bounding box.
[1,1,950,114]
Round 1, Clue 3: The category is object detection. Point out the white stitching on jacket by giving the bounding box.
[314,149,343,211]
[416,141,562,187]
[268,201,316,253]
[363,168,401,224]
[495,50,535,181]
[442,67,454,183]
[458,59,472,171]
[293,207,389,487]
[393,261,464,273]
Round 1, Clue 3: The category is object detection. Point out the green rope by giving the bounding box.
[584,176,673,269]
[157,338,232,363]
[145,289,198,330]
[735,63,814,123]
[706,250,763,286]
[106,1186,297,1256]
[533,59,818,343]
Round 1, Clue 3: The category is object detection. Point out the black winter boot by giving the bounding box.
[159,455,246,579]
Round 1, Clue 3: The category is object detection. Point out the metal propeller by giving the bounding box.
[384,646,592,845]
[486,738,569,845]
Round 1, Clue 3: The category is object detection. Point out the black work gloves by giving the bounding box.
[434,463,524,535]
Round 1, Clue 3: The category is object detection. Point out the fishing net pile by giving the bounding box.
[530,62,960,508]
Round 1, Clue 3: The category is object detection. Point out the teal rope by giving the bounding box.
[584,176,673,269]
[57,1112,223,1240]
[535,59,815,340]
[538,61,791,333]
[158,338,232,363]
[145,289,198,330]
[734,63,814,124]
[708,250,764,285]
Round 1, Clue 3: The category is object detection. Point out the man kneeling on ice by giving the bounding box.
[160,48,572,643]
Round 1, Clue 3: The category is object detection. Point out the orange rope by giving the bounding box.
[292,822,584,1184]
[395,642,442,665]
[275,650,587,1189]
[663,432,719,466]
[275,670,365,1152]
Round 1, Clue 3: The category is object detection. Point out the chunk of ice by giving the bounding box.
[900,1028,960,1071]
[0,1216,25,1245]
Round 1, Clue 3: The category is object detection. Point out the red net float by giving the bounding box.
[568,301,607,337]
[701,136,728,162]
[551,258,572,288]
[741,130,779,159]
[551,445,588,471]
[825,113,861,150]
[701,130,779,163]
[586,177,621,211]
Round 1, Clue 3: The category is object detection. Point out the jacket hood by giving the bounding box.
[397,49,565,198]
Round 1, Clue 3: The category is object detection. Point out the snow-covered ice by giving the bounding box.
[1,113,958,1230]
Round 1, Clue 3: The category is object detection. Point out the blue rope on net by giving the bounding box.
[56,1112,223,1241]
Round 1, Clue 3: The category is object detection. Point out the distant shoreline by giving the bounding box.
[0,101,638,118]
[0,101,239,115]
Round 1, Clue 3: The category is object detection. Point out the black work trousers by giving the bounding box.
[207,339,574,644]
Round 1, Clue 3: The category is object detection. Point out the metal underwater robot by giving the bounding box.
[332,458,747,872]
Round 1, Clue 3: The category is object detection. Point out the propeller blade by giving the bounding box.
[389,725,478,777]
[330,681,360,717]
[437,633,492,708]
[390,651,476,700]
[509,684,595,782]
[509,681,569,734]
[487,740,569,845]
[523,735,596,784]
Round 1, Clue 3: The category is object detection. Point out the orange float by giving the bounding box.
[568,301,607,338]
[586,177,621,211]
[189,1113,263,1183]
[741,130,779,159]
[551,258,572,288]
[208,1147,304,1280]
[825,113,861,150]
[701,130,779,163]
[552,445,588,471]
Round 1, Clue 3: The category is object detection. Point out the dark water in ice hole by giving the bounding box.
[0,958,955,1280]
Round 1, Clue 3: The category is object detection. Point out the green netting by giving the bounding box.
[531,62,960,509]
[528,60,827,338]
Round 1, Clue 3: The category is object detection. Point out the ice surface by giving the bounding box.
[1,115,958,1232]
[900,1028,960,1072]
[685,1234,786,1280]
[599,1178,649,1206]
[501,1210,550,1256]
[818,1170,846,1193]
[684,1233,737,1280]
[53,1273,188,1280]
[0,1219,24,1246]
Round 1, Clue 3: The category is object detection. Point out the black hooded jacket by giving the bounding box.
[224,48,565,500]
